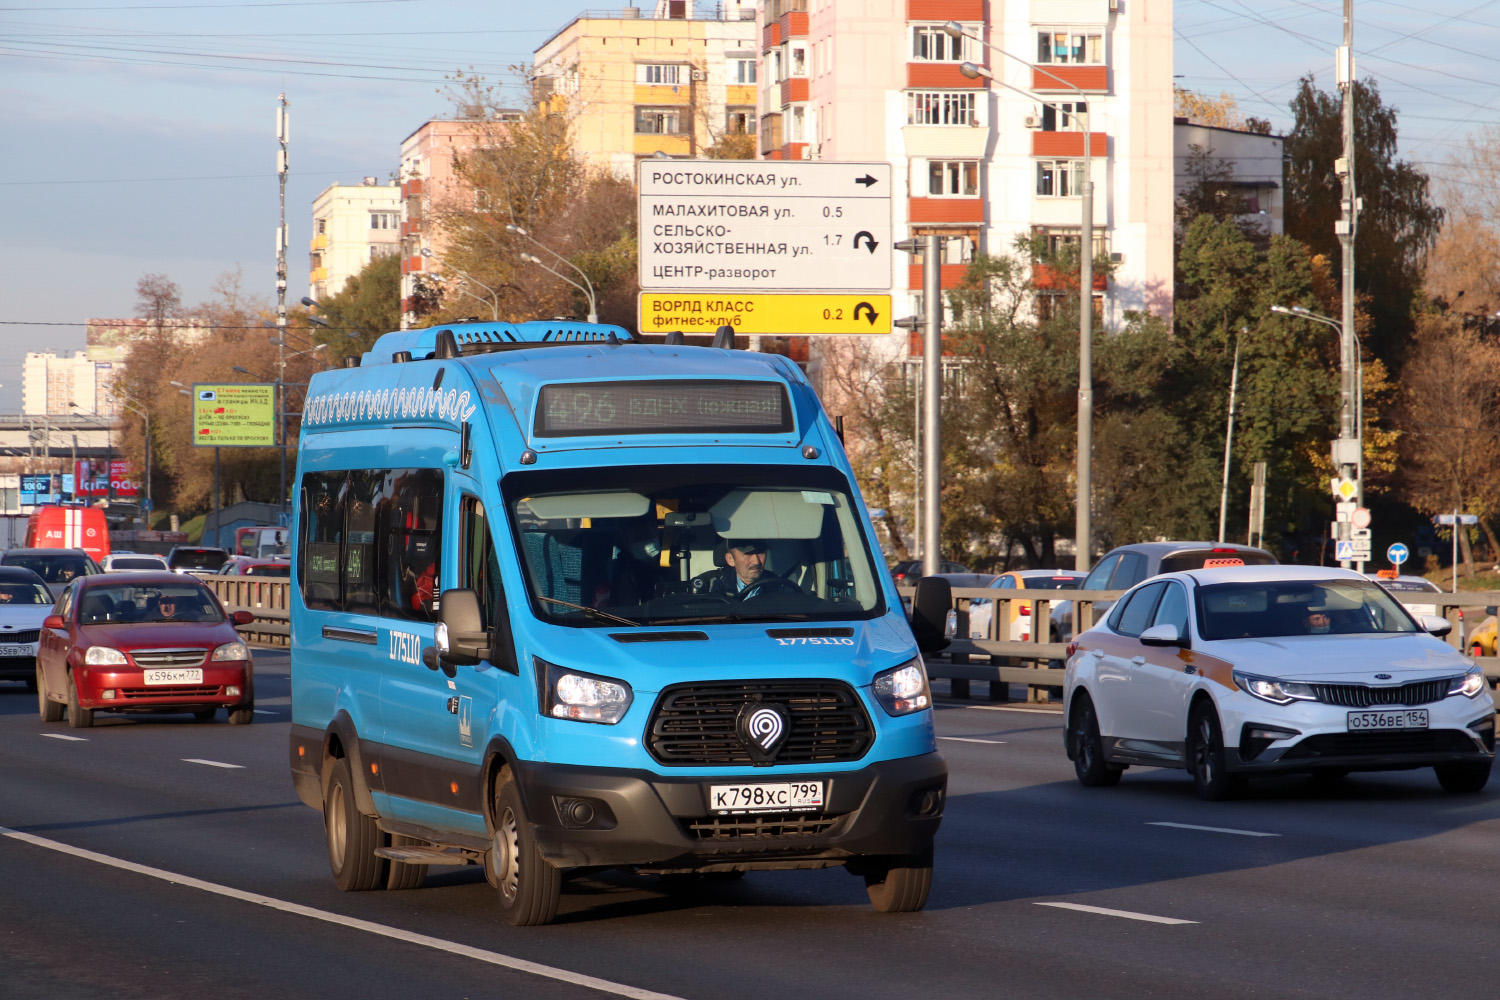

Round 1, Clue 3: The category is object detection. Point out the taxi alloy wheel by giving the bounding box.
[1070,694,1122,787]
[490,778,560,926]
[1187,702,1242,801]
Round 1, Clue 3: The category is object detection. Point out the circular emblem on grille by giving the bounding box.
[736,702,791,762]
[1374,673,1392,680]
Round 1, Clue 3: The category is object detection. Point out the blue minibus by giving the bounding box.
[287,321,947,924]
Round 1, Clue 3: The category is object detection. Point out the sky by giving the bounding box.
[0,0,1495,412]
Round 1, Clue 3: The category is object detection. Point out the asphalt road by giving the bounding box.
[2,654,1498,1000]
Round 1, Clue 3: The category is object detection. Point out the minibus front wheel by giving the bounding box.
[489,777,561,926]
[862,847,933,913]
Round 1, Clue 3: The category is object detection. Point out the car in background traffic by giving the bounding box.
[1064,565,1494,798]
[891,559,969,586]
[0,547,103,599]
[36,571,256,728]
[961,570,1086,641]
[0,565,57,691]
[100,552,171,573]
[1367,573,1444,618]
[1051,541,1277,643]
[216,555,291,577]
[166,546,230,577]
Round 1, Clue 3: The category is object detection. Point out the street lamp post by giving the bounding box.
[419,248,499,321]
[507,224,598,323]
[517,253,598,323]
[945,21,1096,571]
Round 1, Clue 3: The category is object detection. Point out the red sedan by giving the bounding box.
[36,572,256,728]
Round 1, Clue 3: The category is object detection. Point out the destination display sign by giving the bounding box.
[637,162,893,292]
[534,380,792,438]
[639,293,892,336]
[192,383,276,447]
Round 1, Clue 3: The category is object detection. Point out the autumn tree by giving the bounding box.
[1173,87,1272,134]
[1424,125,1500,329]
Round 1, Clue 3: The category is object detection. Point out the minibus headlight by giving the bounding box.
[540,661,632,725]
[873,657,931,716]
[211,640,250,661]
[1449,666,1487,699]
[84,646,128,666]
[1233,671,1316,705]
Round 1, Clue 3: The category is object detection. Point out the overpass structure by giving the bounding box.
[0,413,120,459]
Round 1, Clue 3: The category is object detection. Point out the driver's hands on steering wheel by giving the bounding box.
[737,574,802,600]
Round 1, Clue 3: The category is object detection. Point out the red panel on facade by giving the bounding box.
[1032,65,1109,93]
[763,22,781,48]
[907,263,972,290]
[906,63,985,89]
[1034,264,1108,291]
[906,0,983,19]
[781,77,809,104]
[908,332,959,356]
[400,178,423,198]
[781,11,808,37]
[908,197,984,224]
[401,256,423,275]
[783,143,808,160]
[1030,131,1109,157]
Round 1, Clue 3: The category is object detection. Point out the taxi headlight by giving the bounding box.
[211,640,250,661]
[1449,666,1486,699]
[1233,671,1316,705]
[84,646,128,666]
[873,657,932,716]
[539,660,632,725]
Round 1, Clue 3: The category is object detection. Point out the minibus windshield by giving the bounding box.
[506,465,886,626]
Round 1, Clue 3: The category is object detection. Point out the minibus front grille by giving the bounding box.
[683,812,846,841]
[647,680,873,766]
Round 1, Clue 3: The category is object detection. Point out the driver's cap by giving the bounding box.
[727,539,767,554]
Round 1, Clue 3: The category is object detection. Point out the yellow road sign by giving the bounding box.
[639,293,893,336]
[192,383,277,447]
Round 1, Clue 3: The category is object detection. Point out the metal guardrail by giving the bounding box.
[205,576,290,647]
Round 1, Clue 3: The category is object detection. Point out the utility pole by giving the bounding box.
[276,93,290,513]
[1333,0,1360,569]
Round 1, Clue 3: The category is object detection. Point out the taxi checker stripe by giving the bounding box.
[0,825,687,1000]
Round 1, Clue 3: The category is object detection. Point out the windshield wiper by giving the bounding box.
[534,595,641,627]
[647,612,819,626]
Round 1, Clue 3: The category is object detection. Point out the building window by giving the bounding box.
[1031,225,1107,258]
[910,229,978,265]
[638,63,682,85]
[1038,291,1105,322]
[371,244,398,261]
[1036,159,1085,197]
[315,218,327,235]
[788,105,807,142]
[769,49,784,85]
[1036,29,1104,65]
[726,108,757,134]
[927,160,978,197]
[912,24,978,62]
[906,91,977,126]
[369,212,398,230]
[635,107,683,134]
[1042,102,1088,131]
[790,43,807,77]
[310,251,323,270]
[730,58,757,84]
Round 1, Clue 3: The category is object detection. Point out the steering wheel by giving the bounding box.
[738,575,802,601]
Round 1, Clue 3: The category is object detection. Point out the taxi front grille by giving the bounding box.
[1310,678,1451,708]
[131,648,207,668]
[683,812,845,841]
[646,680,873,766]
[0,630,40,644]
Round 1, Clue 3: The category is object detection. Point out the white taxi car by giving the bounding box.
[1064,565,1494,799]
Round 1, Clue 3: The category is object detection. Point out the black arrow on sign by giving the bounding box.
[855,174,878,188]
[853,231,879,254]
[853,302,880,326]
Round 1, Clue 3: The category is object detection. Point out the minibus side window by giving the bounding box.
[461,495,500,630]
[381,469,443,622]
[345,471,383,614]
[300,471,345,611]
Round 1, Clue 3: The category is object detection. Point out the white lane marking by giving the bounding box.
[949,704,1063,716]
[937,737,1008,744]
[40,733,88,742]
[1148,821,1279,838]
[0,826,686,1000]
[1036,902,1198,925]
[182,759,245,770]
[253,710,276,715]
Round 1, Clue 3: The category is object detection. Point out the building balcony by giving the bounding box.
[401,256,424,274]
[634,84,691,106]
[906,0,982,18]
[310,266,328,282]
[779,10,808,38]
[726,84,757,106]
[906,63,985,89]
[906,262,970,292]
[1032,65,1109,93]
[310,233,328,250]
[763,20,780,48]
[400,178,424,198]
[1030,131,1109,157]
[780,77,808,105]
[634,133,693,157]
[401,219,421,238]
[1034,264,1108,291]
[908,197,984,224]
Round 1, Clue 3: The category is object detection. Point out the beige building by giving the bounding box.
[533,0,760,176]
[22,351,117,416]
[1173,119,1285,236]
[309,177,402,301]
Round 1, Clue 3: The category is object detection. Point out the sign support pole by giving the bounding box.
[922,233,941,577]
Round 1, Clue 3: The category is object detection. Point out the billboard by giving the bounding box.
[192,384,277,447]
[74,460,139,498]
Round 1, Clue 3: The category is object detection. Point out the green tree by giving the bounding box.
[1284,75,1443,368]
[319,251,401,357]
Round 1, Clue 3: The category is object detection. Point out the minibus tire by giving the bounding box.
[38,667,63,723]
[491,779,561,926]
[863,848,933,912]
[386,835,428,890]
[325,757,387,891]
[66,672,93,729]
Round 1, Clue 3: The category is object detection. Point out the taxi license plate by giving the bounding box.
[709,782,824,815]
[0,644,31,657]
[1347,709,1428,731]
[144,668,204,686]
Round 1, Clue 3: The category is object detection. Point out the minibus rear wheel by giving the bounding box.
[490,777,561,926]
[863,847,933,912]
[324,756,387,891]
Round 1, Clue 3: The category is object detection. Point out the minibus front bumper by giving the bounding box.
[514,752,947,871]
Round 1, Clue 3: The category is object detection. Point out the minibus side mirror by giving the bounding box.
[435,588,491,666]
[910,576,952,654]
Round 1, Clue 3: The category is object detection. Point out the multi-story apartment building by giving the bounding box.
[21,351,115,416]
[1173,118,1285,236]
[309,177,402,301]
[532,0,760,177]
[759,0,1174,333]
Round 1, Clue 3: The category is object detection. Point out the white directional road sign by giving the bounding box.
[638,161,892,292]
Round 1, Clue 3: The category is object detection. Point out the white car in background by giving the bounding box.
[100,552,170,573]
[1065,565,1493,799]
[0,565,59,691]
[1367,573,1444,618]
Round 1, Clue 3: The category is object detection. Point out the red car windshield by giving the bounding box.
[78,583,223,624]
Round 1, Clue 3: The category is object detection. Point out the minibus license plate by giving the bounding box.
[709,782,824,814]
[144,668,203,686]
[0,644,30,657]
[1347,709,1428,731]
